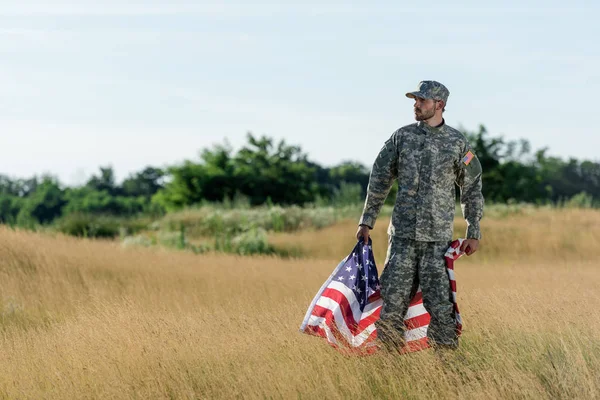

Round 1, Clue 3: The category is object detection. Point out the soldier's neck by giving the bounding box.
[424,115,444,127]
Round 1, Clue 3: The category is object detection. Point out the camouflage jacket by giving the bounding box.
[359,120,484,241]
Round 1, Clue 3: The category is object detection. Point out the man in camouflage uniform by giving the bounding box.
[356,80,484,350]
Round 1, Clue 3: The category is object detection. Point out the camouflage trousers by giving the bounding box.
[375,237,457,348]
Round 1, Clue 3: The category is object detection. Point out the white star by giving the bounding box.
[365,259,372,266]
[371,276,376,282]
[362,275,368,282]
[349,275,356,280]
[356,287,362,294]
[363,247,368,254]
[337,276,345,281]
[345,266,352,272]
[375,284,381,290]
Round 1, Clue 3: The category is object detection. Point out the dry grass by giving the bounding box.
[269,208,600,264]
[0,209,599,399]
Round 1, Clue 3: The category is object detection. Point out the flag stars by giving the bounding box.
[337,276,345,281]
[349,275,356,280]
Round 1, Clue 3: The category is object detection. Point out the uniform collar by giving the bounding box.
[418,119,446,135]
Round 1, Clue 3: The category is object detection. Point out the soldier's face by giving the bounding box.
[413,97,436,121]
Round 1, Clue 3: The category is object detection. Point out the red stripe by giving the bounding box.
[320,288,382,331]
[311,304,380,337]
[450,280,457,292]
[304,325,326,338]
[305,314,379,353]
[408,291,423,306]
[310,299,381,338]
[367,292,381,302]
[320,288,359,329]
[404,311,430,330]
[400,337,430,354]
[336,330,379,355]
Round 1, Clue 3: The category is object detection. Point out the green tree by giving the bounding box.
[232,133,318,205]
[86,166,120,196]
[64,187,146,216]
[153,133,320,210]
[16,176,66,225]
[122,166,165,197]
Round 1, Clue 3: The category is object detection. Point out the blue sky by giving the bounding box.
[1,0,598,185]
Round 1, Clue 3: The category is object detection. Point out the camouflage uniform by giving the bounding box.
[358,81,484,348]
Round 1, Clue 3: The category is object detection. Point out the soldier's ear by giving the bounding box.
[437,100,445,111]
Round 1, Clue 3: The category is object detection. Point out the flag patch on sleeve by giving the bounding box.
[462,151,475,166]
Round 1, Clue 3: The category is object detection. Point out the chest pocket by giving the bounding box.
[432,145,460,181]
[436,149,458,166]
[397,134,421,167]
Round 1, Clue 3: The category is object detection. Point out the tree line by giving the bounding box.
[0,127,598,227]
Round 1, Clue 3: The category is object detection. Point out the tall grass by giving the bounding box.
[0,208,599,398]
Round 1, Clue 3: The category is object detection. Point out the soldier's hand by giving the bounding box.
[460,238,479,256]
[356,225,370,245]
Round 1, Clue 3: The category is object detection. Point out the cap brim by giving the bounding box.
[405,91,431,100]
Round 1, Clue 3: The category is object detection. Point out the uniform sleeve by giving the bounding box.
[455,142,484,239]
[358,132,399,229]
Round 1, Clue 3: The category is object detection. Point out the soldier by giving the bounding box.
[356,80,484,350]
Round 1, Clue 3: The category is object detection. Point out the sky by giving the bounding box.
[1,0,598,186]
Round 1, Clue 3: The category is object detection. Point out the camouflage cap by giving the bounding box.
[405,80,449,103]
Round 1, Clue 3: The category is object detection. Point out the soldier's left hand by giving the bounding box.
[460,239,479,256]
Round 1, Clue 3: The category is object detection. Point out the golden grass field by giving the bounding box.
[0,209,599,399]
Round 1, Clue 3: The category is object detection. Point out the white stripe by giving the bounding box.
[404,326,428,341]
[313,296,355,343]
[362,298,383,318]
[307,316,339,345]
[299,258,346,331]
[320,282,383,326]
[313,296,381,347]
[447,269,455,281]
[306,314,376,347]
[404,303,427,320]
[326,281,361,322]
[352,323,376,347]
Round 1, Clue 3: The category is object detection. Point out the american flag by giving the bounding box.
[299,239,382,355]
[462,150,475,166]
[300,238,465,355]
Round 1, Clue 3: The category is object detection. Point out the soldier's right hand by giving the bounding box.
[356,224,370,245]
